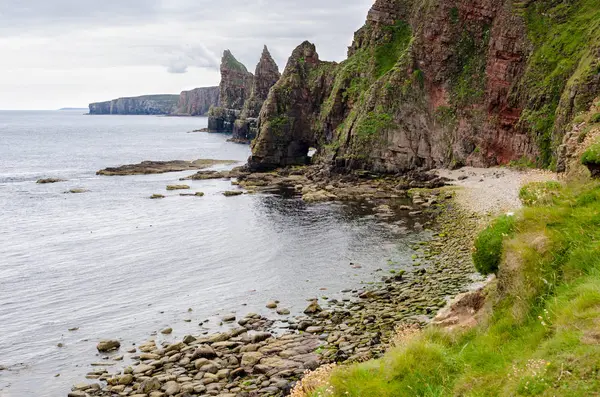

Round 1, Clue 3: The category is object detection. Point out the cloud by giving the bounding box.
[0,0,374,109]
[165,45,220,74]
[167,62,188,74]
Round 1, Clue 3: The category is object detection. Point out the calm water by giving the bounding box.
[0,111,428,396]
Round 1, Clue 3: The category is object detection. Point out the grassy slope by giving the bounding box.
[310,180,600,396]
[519,0,600,168]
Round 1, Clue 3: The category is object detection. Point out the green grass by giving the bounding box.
[313,181,600,396]
[518,181,563,206]
[520,0,600,167]
[374,21,412,78]
[581,141,600,165]
[508,157,537,171]
[450,29,490,107]
[473,215,516,275]
[221,50,249,73]
[355,112,395,139]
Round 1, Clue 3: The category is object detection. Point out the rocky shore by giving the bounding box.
[96,160,238,176]
[69,166,484,397]
[182,165,448,202]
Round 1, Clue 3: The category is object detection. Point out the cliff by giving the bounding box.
[88,95,179,115]
[173,86,219,116]
[208,48,280,139]
[232,46,281,142]
[207,50,254,132]
[249,0,600,172]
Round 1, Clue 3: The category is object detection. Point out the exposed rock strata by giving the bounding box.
[207,51,254,133]
[96,159,237,176]
[209,47,280,139]
[249,0,600,172]
[231,46,281,143]
[173,86,219,116]
[89,95,179,115]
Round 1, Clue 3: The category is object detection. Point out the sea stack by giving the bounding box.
[232,46,281,143]
[207,50,254,132]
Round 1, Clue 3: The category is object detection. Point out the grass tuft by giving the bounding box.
[473,215,516,275]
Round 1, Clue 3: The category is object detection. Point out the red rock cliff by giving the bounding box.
[249,0,600,172]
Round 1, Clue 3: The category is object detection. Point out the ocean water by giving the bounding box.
[0,111,428,396]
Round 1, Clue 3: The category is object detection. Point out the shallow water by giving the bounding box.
[0,111,428,396]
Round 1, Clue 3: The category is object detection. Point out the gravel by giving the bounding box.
[433,167,557,217]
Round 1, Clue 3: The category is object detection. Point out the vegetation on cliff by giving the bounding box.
[520,0,600,168]
[249,0,600,174]
[301,177,600,396]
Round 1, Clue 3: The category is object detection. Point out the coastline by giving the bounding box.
[67,166,556,397]
[69,165,496,397]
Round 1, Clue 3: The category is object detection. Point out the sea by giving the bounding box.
[0,110,429,396]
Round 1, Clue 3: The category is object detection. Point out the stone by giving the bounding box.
[241,352,263,367]
[266,301,278,309]
[222,190,243,197]
[139,377,161,393]
[303,301,322,315]
[161,327,173,334]
[182,335,196,344]
[276,308,290,315]
[97,340,120,352]
[36,178,65,184]
[222,314,236,322]
[133,364,154,374]
[230,367,247,379]
[164,380,181,395]
[117,374,133,385]
[166,185,190,191]
[251,332,272,343]
[192,345,217,359]
[200,362,219,374]
[305,326,324,334]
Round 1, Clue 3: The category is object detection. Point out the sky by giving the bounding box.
[0,0,374,110]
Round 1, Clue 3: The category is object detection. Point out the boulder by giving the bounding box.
[97,340,120,352]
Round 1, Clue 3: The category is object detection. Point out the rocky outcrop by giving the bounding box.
[249,42,336,170]
[219,50,254,110]
[173,87,219,116]
[209,48,280,139]
[207,51,254,132]
[249,0,600,172]
[89,95,179,115]
[231,46,281,143]
[96,159,237,176]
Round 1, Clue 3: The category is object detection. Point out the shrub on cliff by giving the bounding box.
[472,215,516,275]
[581,141,600,165]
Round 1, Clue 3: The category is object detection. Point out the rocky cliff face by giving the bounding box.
[232,46,281,143]
[208,50,254,133]
[89,95,179,115]
[249,0,600,172]
[173,87,219,116]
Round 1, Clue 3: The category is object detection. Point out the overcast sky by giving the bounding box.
[0,0,374,110]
